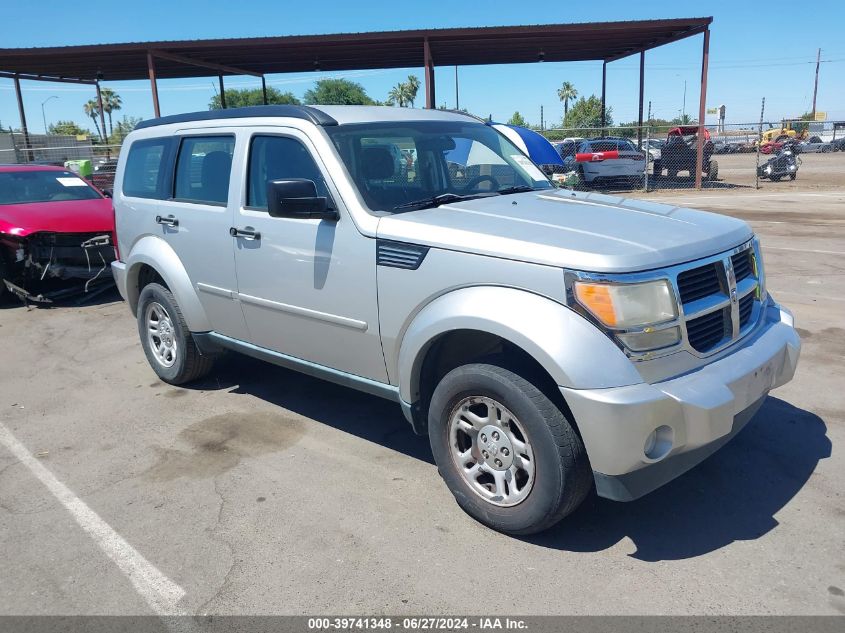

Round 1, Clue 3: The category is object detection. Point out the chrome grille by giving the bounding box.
[731,250,753,282]
[677,262,722,304]
[677,241,762,356]
[738,292,754,328]
[686,306,731,352]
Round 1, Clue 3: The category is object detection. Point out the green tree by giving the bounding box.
[556,81,578,119]
[100,88,122,137]
[387,82,410,107]
[303,79,374,105]
[83,99,104,141]
[405,75,420,108]
[109,115,143,144]
[562,95,613,136]
[48,120,90,136]
[670,114,696,125]
[209,86,300,110]
[507,111,528,127]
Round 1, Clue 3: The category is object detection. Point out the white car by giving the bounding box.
[565,137,646,186]
[642,138,664,161]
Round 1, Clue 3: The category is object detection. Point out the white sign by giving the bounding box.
[56,177,88,187]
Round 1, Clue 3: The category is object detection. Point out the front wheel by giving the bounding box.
[137,282,215,385]
[428,363,592,535]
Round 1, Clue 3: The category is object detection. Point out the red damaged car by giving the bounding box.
[0,164,116,303]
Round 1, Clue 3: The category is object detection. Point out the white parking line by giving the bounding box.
[0,421,186,616]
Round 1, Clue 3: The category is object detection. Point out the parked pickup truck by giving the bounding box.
[111,105,800,535]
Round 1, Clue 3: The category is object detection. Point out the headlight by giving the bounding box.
[573,279,677,328]
[573,279,680,352]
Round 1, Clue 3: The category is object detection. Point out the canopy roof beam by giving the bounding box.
[148,49,263,78]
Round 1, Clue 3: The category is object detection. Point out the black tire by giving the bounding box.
[137,282,215,385]
[428,363,592,535]
[821,145,830,153]
[652,160,662,178]
[789,172,797,180]
[707,160,719,181]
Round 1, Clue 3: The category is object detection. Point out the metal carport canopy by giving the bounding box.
[0,17,713,187]
[0,18,712,80]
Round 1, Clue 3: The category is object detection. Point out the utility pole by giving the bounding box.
[540,105,544,130]
[811,48,821,119]
[454,66,459,110]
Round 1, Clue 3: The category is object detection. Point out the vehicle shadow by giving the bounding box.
[193,356,829,560]
[525,396,830,561]
[193,353,435,464]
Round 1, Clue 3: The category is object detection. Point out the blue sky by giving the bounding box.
[1,0,843,134]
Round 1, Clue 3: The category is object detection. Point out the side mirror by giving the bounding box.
[102,188,113,198]
[266,179,338,221]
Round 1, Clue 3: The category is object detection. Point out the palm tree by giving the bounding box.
[388,83,409,107]
[405,75,420,108]
[83,99,103,141]
[557,81,578,120]
[100,88,122,137]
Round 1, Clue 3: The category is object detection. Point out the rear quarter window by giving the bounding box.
[122,138,174,199]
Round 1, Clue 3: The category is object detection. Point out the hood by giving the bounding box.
[0,198,114,238]
[377,189,753,273]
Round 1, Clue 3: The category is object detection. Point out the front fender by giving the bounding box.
[396,286,642,404]
[124,235,210,332]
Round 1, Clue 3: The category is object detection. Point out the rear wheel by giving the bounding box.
[137,282,215,384]
[428,363,592,535]
[789,172,797,180]
[707,161,719,181]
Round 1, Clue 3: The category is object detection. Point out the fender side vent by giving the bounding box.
[377,240,429,270]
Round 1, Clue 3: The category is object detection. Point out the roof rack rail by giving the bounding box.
[134,105,338,130]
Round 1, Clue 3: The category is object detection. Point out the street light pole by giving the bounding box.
[41,95,58,134]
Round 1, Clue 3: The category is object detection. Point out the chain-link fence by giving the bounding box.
[4,119,843,196]
[540,121,845,192]
[1,132,122,190]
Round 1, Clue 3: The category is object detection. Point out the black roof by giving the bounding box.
[134,105,337,130]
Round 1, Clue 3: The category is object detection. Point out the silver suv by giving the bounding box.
[112,105,800,534]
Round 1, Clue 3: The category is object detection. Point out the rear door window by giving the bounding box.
[173,136,235,205]
[122,138,174,199]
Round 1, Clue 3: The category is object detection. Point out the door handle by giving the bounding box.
[229,226,261,240]
[155,214,179,227]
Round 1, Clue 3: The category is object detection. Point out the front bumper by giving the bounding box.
[111,260,128,302]
[561,301,800,501]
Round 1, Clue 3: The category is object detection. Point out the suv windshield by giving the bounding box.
[0,170,101,205]
[325,121,552,213]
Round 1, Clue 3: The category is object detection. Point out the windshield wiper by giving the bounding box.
[496,185,544,195]
[392,192,494,212]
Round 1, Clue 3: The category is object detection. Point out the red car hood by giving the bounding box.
[0,198,114,238]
